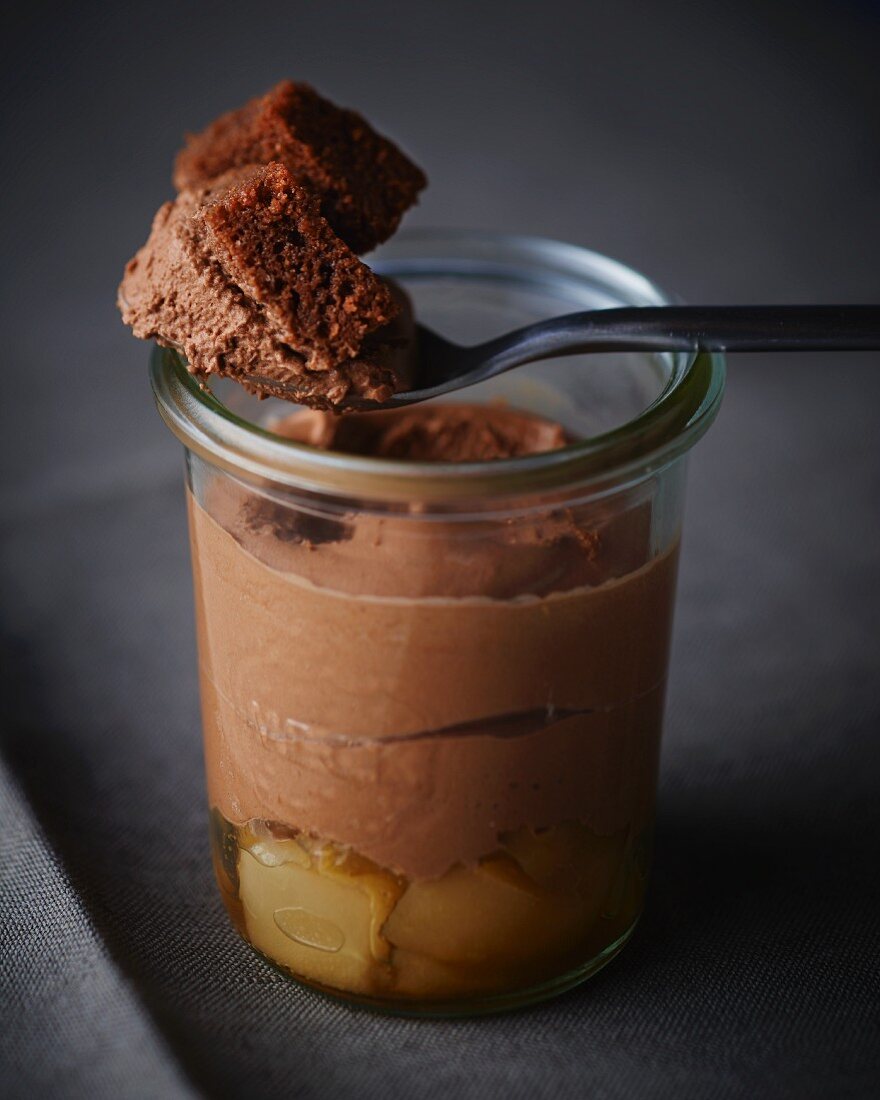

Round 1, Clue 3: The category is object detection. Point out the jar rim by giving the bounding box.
[150,229,725,502]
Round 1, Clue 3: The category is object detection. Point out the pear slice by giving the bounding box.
[501,822,624,901]
[237,831,402,995]
[385,825,626,969]
[385,853,556,965]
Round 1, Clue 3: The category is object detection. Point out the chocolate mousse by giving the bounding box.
[119,164,416,406]
[190,402,678,1001]
[275,402,570,461]
[119,84,425,407]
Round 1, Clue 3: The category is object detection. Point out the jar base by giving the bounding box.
[241,918,640,1018]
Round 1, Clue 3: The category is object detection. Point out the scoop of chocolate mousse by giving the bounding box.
[118,163,416,408]
[211,402,651,599]
[274,402,570,460]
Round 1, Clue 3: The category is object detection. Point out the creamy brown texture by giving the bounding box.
[188,404,679,880]
[274,403,570,461]
[121,84,427,407]
[118,173,415,406]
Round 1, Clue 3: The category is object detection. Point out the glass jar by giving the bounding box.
[150,231,724,1015]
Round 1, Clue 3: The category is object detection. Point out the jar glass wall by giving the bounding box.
[151,231,724,1015]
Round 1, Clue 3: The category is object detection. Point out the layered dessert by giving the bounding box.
[190,403,677,1004]
[121,83,681,1009]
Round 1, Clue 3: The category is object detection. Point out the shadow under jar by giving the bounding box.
[151,231,725,1015]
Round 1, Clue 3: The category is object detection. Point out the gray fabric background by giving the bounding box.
[2,1,879,1097]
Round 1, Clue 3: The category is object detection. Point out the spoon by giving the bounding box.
[338,304,880,410]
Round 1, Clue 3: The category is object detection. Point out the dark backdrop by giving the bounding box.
[1,3,879,1098]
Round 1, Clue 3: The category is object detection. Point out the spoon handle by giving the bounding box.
[498,304,880,362]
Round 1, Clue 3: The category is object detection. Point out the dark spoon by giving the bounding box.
[337,304,880,410]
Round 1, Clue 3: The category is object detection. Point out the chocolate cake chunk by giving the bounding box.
[174,81,427,253]
[118,164,415,408]
[199,162,397,369]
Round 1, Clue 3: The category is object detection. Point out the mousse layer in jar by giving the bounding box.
[190,403,679,1005]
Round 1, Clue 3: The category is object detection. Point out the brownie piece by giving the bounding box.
[174,81,427,253]
[197,162,397,369]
